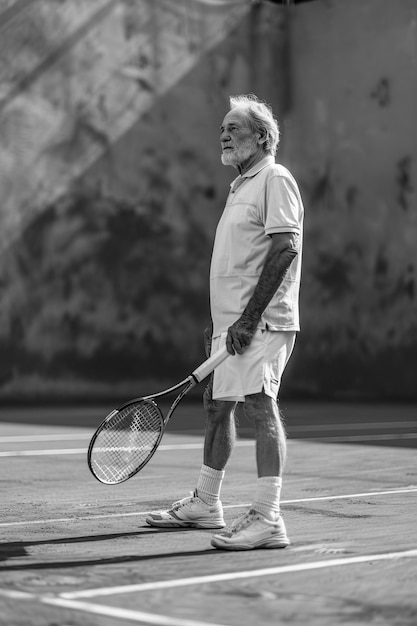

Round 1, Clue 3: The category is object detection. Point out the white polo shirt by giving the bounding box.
[210,155,304,338]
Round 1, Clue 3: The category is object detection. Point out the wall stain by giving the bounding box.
[397,156,413,211]
[371,77,390,107]
[311,168,332,207]
[345,184,358,208]
[314,253,351,299]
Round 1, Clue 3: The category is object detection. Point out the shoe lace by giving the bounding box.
[172,491,196,511]
[229,509,259,534]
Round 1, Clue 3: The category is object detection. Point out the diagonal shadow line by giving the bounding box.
[1,526,200,549]
[0,526,213,560]
[0,0,116,111]
[0,0,34,31]
[0,547,218,571]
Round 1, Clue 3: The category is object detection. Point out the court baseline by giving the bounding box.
[1,420,416,444]
[1,548,416,626]
[58,547,417,599]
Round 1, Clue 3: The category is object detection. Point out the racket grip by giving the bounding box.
[192,345,230,383]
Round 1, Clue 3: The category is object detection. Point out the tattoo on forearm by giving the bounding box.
[241,245,298,324]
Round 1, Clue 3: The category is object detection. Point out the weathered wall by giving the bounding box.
[0,0,416,400]
[0,0,271,398]
[285,0,417,398]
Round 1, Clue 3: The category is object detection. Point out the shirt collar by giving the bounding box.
[230,155,274,191]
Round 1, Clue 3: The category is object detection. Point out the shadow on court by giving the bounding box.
[0,527,214,563]
[0,524,225,570]
[1,428,416,626]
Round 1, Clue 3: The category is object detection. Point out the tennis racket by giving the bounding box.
[87,345,229,485]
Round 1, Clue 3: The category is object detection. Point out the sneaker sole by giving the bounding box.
[146,517,226,530]
[210,536,290,550]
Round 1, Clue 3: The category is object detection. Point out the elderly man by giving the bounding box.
[147,94,304,550]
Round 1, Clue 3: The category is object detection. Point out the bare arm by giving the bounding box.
[226,232,299,355]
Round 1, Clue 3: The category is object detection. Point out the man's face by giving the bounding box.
[220,109,259,168]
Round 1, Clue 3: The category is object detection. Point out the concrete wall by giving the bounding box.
[0,0,416,400]
[285,0,417,398]
[0,0,256,399]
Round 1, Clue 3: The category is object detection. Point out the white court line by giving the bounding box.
[305,433,417,442]
[0,587,227,626]
[0,421,416,443]
[281,487,417,504]
[288,421,417,432]
[0,448,90,457]
[0,487,416,528]
[3,431,417,457]
[0,440,254,457]
[2,549,417,626]
[42,596,228,626]
[0,588,35,600]
[1,421,416,444]
[3,432,417,456]
[0,433,91,443]
[1,427,417,454]
[60,548,417,599]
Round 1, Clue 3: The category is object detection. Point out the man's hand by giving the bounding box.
[225,232,298,356]
[226,315,258,355]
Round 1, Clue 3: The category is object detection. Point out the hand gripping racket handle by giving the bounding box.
[192,345,229,383]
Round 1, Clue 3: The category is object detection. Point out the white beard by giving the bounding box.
[221,137,258,167]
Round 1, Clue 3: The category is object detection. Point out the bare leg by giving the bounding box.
[243,391,286,477]
[203,378,237,470]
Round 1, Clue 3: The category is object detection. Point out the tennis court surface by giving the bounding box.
[1,402,416,626]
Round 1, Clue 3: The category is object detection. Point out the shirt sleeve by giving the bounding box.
[260,173,302,236]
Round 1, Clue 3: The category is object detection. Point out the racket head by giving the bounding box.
[88,399,165,485]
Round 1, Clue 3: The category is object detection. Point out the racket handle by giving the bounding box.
[192,345,230,383]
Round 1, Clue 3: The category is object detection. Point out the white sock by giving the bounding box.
[252,476,282,520]
[196,464,225,506]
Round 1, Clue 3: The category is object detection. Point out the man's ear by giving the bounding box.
[257,131,268,146]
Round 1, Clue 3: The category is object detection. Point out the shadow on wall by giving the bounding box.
[0,0,416,402]
[0,188,212,400]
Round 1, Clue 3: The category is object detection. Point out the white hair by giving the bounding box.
[229,94,280,156]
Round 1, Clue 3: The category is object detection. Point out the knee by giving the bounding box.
[243,392,270,422]
[243,392,281,430]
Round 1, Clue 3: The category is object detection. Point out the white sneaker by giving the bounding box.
[211,508,290,550]
[146,491,225,529]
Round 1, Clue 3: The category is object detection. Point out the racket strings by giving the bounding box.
[90,401,163,484]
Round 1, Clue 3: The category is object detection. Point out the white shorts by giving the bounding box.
[210,329,296,402]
